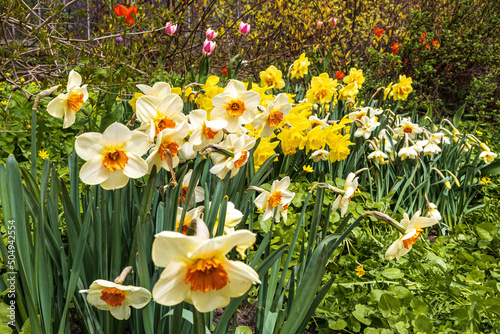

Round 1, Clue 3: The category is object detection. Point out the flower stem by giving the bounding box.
[193,308,206,334]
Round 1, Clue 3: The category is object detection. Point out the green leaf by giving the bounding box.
[235,326,253,334]
[352,304,372,325]
[381,268,404,279]
[481,161,500,176]
[476,223,497,241]
[413,314,433,333]
[329,319,347,330]
[379,294,400,318]
[452,103,466,128]
[410,299,429,315]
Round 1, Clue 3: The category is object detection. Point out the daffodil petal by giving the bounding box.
[190,287,231,313]
[224,259,260,297]
[125,288,151,309]
[122,153,148,179]
[152,232,201,267]
[79,156,110,185]
[152,259,190,306]
[102,123,132,148]
[100,170,129,190]
[190,230,256,259]
[75,133,104,160]
[47,96,66,118]
[110,304,131,320]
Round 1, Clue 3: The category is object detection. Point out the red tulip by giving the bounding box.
[113,5,137,27]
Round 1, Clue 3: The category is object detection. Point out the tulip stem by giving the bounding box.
[193,308,206,334]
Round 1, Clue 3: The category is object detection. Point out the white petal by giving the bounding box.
[75,133,104,160]
[415,217,438,229]
[225,80,247,97]
[153,82,172,101]
[190,286,230,312]
[190,230,256,259]
[254,192,269,210]
[224,259,260,298]
[385,238,402,260]
[122,153,148,179]
[100,170,129,190]
[67,70,82,90]
[152,232,202,267]
[136,96,161,123]
[47,96,66,118]
[152,259,190,306]
[62,107,76,128]
[159,94,184,117]
[109,305,131,320]
[125,288,151,309]
[124,131,150,156]
[79,156,110,185]
[102,123,132,148]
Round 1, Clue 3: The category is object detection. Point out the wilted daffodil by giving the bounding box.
[152,230,261,312]
[75,123,149,190]
[47,70,89,128]
[332,172,358,217]
[80,280,151,320]
[211,80,260,132]
[254,176,295,222]
[385,211,438,260]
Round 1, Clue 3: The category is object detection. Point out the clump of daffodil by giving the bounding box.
[305,73,338,104]
[47,70,89,128]
[389,75,413,100]
[260,65,285,89]
[290,53,310,79]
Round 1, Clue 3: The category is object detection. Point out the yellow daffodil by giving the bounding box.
[135,95,188,142]
[385,211,438,260]
[79,280,151,320]
[152,230,261,312]
[196,76,225,112]
[260,65,285,89]
[290,53,310,79]
[253,137,279,169]
[305,73,338,104]
[304,126,326,153]
[383,82,393,100]
[277,128,305,156]
[338,82,359,101]
[390,75,413,101]
[325,132,353,162]
[211,80,260,132]
[254,176,295,222]
[47,70,89,128]
[343,68,365,88]
[75,123,149,190]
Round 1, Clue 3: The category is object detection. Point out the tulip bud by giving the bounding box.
[331,18,340,26]
[206,28,217,40]
[115,36,123,44]
[316,20,324,29]
[202,39,216,56]
[238,22,251,35]
[165,22,178,35]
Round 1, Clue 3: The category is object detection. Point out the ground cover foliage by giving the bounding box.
[1,1,500,333]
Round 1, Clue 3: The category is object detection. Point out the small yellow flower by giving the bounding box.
[303,165,314,173]
[476,130,483,135]
[5,72,10,76]
[1,101,7,106]
[481,177,491,184]
[355,265,365,277]
[38,150,49,160]
[20,78,25,82]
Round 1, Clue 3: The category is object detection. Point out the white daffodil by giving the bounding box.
[479,150,497,164]
[211,80,260,132]
[136,82,172,101]
[47,70,89,128]
[211,201,244,235]
[177,121,197,163]
[394,118,422,139]
[308,113,331,130]
[254,176,295,222]
[348,107,383,121]
[426,203,442,221]
[398,146,419,160]
[385,211,438,260]
[354,115,380,139]
[423,142,441,156]
[310,149,330,162]
[209,134,256,179]
[332,172,358,217]
[79,280,151,320]
[146,122,189,173]
[152,230,261,312]
[136,95,188,141]
[429,132,445,144]
[252,93,292,138]
[75,123,149,190]
[367,150,389,164]
[188,109,228,150]
[178,169,205,205]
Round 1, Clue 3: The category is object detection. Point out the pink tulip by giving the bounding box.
[202,40,216,56]
[238,22,251,35]
[206,28,217,40]
[331,18,340,26]
[316,20,324,29]
[165,22,177,35]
